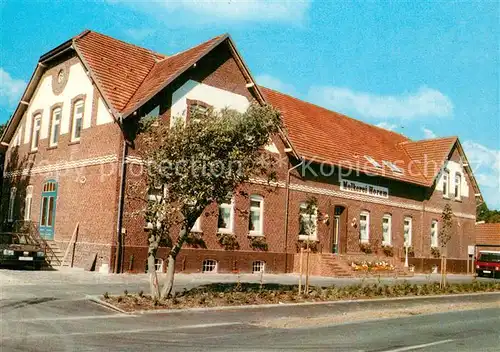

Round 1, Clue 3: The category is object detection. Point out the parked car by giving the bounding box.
[475,251,500,278]
[0,233,45,269]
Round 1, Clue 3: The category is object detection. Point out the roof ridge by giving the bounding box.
[405,135,458,144]
[74,29,167,59]
[261,86,411,142]
[166,33,227,59]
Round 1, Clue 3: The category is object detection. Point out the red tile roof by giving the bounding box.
[69,30,464,188]
[123,34,227,115]
[476,223,500,245]
[261,87,459,186]
[74,31,164,113]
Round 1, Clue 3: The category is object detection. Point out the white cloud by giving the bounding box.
[255,74,297,96]
[422,127,437,139]
[124,28,155,41]
[0,68,26,107]
[308,86,453,120]
[109,0,311,24]
[463,140,500,208]
[376,122,397,131]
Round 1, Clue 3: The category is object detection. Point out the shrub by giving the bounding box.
[250,236,268,251]
[359,242,373,254]
[217,232,240,250]
[103,292,109,299]
[382,245,394,257]
[296,240,319,253]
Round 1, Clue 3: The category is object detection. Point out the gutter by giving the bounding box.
[284,157,304,272]
[114,139,128,273]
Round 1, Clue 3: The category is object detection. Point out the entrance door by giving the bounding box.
[39,180,58,240]
[332,206,345,254]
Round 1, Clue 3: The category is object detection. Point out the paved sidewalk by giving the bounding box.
[0,267,489,301]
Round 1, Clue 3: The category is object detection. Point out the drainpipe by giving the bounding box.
[284,157,304,273]
[114,138,128,273]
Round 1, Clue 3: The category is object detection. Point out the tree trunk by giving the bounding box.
[147,234,160,299]
[160,227,188,299]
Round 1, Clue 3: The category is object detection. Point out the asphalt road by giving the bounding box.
[1,294,499,351]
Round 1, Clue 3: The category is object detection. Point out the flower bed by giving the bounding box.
[351,261,395,272]
[103,281,500,312]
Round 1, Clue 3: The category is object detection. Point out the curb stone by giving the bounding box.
[87,290,500,315]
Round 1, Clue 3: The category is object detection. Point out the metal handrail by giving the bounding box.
[8,220,62,266]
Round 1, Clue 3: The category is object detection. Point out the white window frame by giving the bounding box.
[248,195,264,236]
[404,217,412,247]
[31,114,41,151]
[382,214,392,246]
[202,259,217,273]
[359,211,370,243]
[252,260,266,273]
[145,189,162,229]
[50,107,62,147]
[8,187,17,222]
[454,173,461,199]
[71,100,84,142]
[431,220,439,248]
[442,170,450,198]
[218,199,234,234]
[191,216,202,233]
[13,129,21,147]
[155,258,164,273]
[24,186,33,221]
[299,202,318,241]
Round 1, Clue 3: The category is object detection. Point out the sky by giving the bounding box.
[0,0,498,208]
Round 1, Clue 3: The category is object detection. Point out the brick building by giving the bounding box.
[0,30,482,275]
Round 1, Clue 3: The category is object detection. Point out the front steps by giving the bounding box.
[320,254,353,277]
[44,240,64,267]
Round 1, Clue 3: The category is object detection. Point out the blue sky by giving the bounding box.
[0,0,498,208]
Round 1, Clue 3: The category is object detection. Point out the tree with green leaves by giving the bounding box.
[477,202,500,223]
[137,104,281,299]
[439,203,454,287]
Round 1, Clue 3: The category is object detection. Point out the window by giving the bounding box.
[24,186,33,221]
[155,259,164,273]
[248,195,264,236]
[31,114,41,151]
[202,259,217,273]
[404,217,412,247]
[50,108,62,147]
[187,99,211,124]
[299,202,317,240]
[383,160,403,173]
[359,211,370,243]
[8,187,17,222]
[218,199,234,233]
[71,100,84,142]
[252,261,266,273]
[191,216,202,232]
[455,173,461,199]
[442,170,449,197]
[382,214,392,245]
[13,129,21,147]
[430,220,439,247]
[364,155,382,168]
[145,188,162,229]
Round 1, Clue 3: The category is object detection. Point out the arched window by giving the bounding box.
[404,217,412,247]
[430,220,439,248]
[155,259,164,273]
[50,107,62,147]
[24,186,33,221]
[252,260,265,273]
[442,170,450,198]
[218,198,234,234]
[71,100,84,142]
[8,187,17,222]
[202,259,217,273]
[248,195,264,236]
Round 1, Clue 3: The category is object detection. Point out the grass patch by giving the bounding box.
[103,281,500,312]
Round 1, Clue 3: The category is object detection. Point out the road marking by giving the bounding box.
[0,322,241,339]
[381,339,454,352]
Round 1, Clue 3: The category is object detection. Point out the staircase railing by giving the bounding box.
[11,220,62,266]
